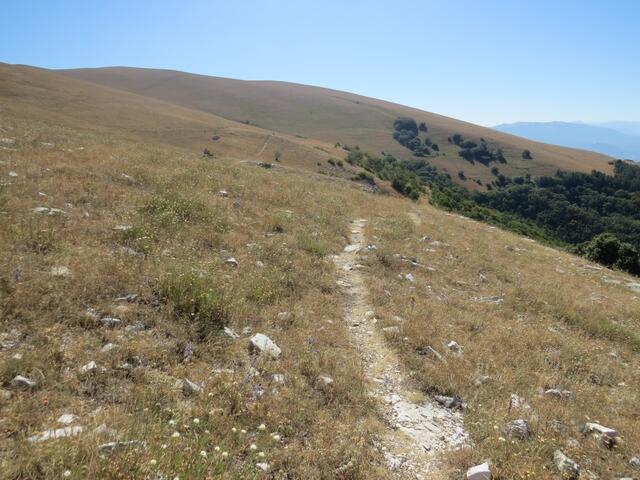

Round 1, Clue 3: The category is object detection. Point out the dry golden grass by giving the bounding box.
[61,65,613,186]
[360,202,640,479]
[0,116,393,479]
[1,63,639,480]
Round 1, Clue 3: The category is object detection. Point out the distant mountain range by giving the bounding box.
[493,121,640,160]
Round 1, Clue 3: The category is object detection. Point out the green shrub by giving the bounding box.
[579,233,640,274]
[158,270,228,339]
[142,194,212,226]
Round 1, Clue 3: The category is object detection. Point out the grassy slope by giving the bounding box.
[0,63,638,479]
[60,66,613,188]
[0,115,392,479]
[0,63,353,175]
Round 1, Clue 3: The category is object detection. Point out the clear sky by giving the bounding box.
[2,0,638,126]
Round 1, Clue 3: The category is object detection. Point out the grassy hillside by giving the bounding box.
[1,63,639,479]
[61,66,613,188]
[0,63,355,175]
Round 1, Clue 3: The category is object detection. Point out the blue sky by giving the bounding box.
[2,0,638,126]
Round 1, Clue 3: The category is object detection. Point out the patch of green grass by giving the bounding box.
[158,269,228,339]
[298,234,327,257]
[558,311,640,351]
[142,194,213,226]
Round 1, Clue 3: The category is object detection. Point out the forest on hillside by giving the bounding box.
[348,117,640,275]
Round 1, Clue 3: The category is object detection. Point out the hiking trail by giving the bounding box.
[333,218,468,479]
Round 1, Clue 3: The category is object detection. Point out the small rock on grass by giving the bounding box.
[221,255,238,267]
[318,376,334,386]
[503,419,531,440]
[434,395,462,409]
[98,440,144,454]
[584,422,617,438]
[29,426,84,442]
[79,361,100,374]
[11,375,37,389]
[223,326,239,339]
[554,450,580,479]
[57,414,78,425]
[50,266,71,277]
[630,457,640,468]
[249,333,281,359]
[100,317,122,328]
[416,345,445,362]
[466,461,491,480]
[181,378,203,396]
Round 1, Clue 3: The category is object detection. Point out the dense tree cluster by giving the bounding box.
[448,134,506,166]
[345,135,640,275]
[392,117,439,156]
[469,160,640,274]
[344,146,424,200]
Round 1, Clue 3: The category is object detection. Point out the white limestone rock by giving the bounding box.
[249,334,282,359]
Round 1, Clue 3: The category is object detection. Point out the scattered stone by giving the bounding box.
[114,293,138,303]
[29,426,84,442]
[181,378,202,396]
[364,310,375,320]
[11,375,37,389]
[318,376,334,386]
[124,321,145,333]
[473,295,503,305]
[100,343,118,353]
[0,138,15,145]
[57,414,78,425]
[466,461,491,480]
[554,449,580,479]
[256,462,269,472]
[100,317,122,328]
[33,207,66,215]
[544,388,574,399]
[343,244,360,253]
[584,422,617,439]
[272,374,286,384]
[218,190,229,197]
[404,273,415,282]
[113,225,132,231]
[510,394,531,411]
[336,280,352,288]
[249,334,281,359]
[79,361,99,374]
[382,326,400,334]
[223,327,239,339]
[241,326,252,335]
[416,345,445,362]
[277,311,291,320]
[630,457,640,468]
[8,171,18,177]
[98,440,144,454]
[447,340,462,353]
[434,395,462,409]
[50,266,71,277]
[221,256,239,267]
[503,419,531,440]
